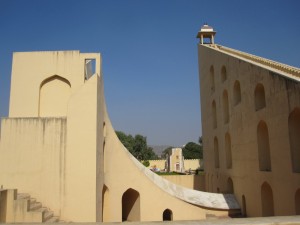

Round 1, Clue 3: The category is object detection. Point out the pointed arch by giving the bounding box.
[227,177,234,194]
[233,80,241,106]
[225,132,232,169]
[242,195,247,217]
[214,137,219,168]
[288,108,300,173]
[255,83,266,111]
[162,209,173,221]
[212,100,217,129]
[221,66,227,82]
[122,188,140,221]
[261,182,274,216]
[39,75,71,117]
[102,185,109,222]
[257,121,271,171]
[223,90,229,124]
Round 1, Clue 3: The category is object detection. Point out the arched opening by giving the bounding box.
[210,66,215,93]
[102,185,109,222]
[288,108,300,173]
[221,66,227,82]
[212,100,217,129]
[162,209,173,221]
[242,195,247,217]
[257,121,272,171]
[261,182,274,216]
[295,189,300,215]
[225,133,232,169]
[255,83,266,111]
[233,80,241,106]
[214,137,219,168]
[122,188,140,221]
[39,75,71,117]
[223,90,229,124]
[227,177,234,194]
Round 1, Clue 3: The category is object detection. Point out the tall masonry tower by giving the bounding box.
[197,24,300,217]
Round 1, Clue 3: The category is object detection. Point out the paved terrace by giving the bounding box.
[3,216,300,225]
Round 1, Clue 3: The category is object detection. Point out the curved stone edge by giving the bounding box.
[103,105,240,210]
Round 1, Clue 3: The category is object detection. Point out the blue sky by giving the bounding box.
[0,0,299,146]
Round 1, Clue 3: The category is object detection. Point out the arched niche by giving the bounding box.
[39,75,71,117]
[223,90,229,124]
[257,121,272,171]
[214,137,219,168]
[122,188,140,221]
[162,209,173,221]
[225,132,232,169]
[288,108,300,173]
[102,185,109,222]
[255,83,266,111]
[233,80,241,106]
[221,66,227,82]
[261,182,274,216]
[242,195,247,217]
[212,100,217,129]
[227,177,234,194]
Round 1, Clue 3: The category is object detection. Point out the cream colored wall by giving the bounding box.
[0,118,66,215]
[63,73,104,222]
[0,51,104,222]
[184,159,201,170]
[198,44,300,217]
[169,148,183,172]
[0,50,239,223]
[148,159,201,171]
[9,51,100,117]
[102,115,238,222]
[148,160,166,170]
[161,174,205,191]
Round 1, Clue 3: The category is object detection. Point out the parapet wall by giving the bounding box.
[148,159,202,171]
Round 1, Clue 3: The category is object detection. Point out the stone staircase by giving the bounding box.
[17,193,60,223]
[0,189,60,223]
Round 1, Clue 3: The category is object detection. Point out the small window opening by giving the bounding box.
[85,59,96,80]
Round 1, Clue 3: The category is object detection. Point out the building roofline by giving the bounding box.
[200,44,300,82]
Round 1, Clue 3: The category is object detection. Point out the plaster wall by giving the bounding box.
[9,51,100,117]
[102,116,237,222]
[198,44,300,217]
[1,51,104,222]
[0,118,66,215]
[0,50,239,223]
[161,174,205,191]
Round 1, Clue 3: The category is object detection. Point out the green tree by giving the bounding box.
[115,131,134,154]
[161,146,173,159]
[116,131,158,160]
[182,142,203,159]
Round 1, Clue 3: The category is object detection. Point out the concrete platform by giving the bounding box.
[2,216,300,225]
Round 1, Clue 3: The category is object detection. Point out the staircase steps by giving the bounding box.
[16,192,59,223]
[43,211,54,222]
[30,202,42,210]
[44,216,59,223]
